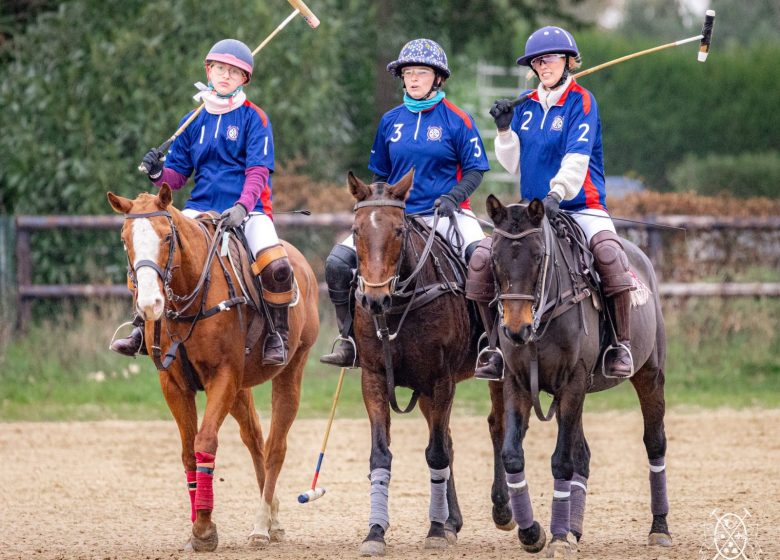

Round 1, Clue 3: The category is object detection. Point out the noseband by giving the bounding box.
[492,214,555,337]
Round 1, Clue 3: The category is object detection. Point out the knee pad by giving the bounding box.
[252,244,295,306]
[590,231,632,296]
[325,244,357,304]
[465,237,495,303]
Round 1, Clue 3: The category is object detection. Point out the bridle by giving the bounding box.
[125,210,179,296]
[492,211,555,339]
[353,198,408,297]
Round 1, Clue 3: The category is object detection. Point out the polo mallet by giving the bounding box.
[298,367,346,503]
[509,10,716,108]
[138,0,320,174]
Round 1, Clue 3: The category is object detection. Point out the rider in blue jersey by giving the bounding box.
[111,39,293,366]
[482,26,636,378]
[320,38,496,371]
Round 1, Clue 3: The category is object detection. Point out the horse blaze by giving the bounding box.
[503,300,533,332]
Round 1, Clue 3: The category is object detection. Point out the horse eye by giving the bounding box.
[351,227,358,237]
[395,227,404,237]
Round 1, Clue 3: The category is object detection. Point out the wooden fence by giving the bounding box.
[8,214,780,331]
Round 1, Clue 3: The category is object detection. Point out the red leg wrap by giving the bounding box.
[194,451,215,512]
[186,470,197,522]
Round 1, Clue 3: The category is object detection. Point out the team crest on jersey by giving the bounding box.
[226,125,240,141]
[427,125,443,142]
[551,116,564,131]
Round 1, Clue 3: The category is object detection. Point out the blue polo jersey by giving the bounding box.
[165,100,275,214]
[369,99,490,215]
[511,80,607,212]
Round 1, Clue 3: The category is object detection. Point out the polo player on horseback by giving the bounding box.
[481,26,636,379]
[111,39,293,365]
[320,38,498,377]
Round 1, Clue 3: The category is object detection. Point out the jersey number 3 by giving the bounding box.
[390,124,404,143]
[469,137,482,158]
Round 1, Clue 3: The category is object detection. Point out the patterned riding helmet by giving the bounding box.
[205,39,253,82]
[386,38,451,78]
[516,26,579,67]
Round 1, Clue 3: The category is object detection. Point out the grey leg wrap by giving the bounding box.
[506,471,534,530]
[368,468,391,531]
[428,466,450,524]
[550,479,571,537]
[570,473,588,538]
[649,457,669,516]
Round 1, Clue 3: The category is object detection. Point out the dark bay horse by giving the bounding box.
[486,196,671,559]
[347,170,512,556]
[107,185,319,551]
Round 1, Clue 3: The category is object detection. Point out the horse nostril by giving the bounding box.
[381,294,391,310]
[361,294,368,309]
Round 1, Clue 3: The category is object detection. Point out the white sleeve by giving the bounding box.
[493,129,520,176]
[549,153,590,201]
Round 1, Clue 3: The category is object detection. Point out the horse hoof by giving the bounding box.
[648,532,673,547]
[496,519,517,532]
[270,528,286,542]
[493,504,515,530]
[444,529,458,545]
[190,523,218,552]
[424,536,449,549]
[546,536,576,559]
[520,521,546,554]
[359,539,386,557]
[248,533,270,547]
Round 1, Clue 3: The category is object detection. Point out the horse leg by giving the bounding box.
[159,373,199,536]
[418,390,458,549]
[229,388,270,547]
[570,417,591,544]
[189,370,239,552]
[358,371,392,557]
[545,387,586,559]
[488,380,514,531]
[252,357,304,546]
[501,378,546,553]
[631,367,672,547]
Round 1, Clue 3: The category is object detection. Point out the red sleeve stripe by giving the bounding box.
[244,100,268,127]
[571,83,591,115]
[442,98,473,130]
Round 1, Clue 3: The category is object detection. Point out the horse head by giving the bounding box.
[486,195,548,345]
[107,185,178,322]
[348,168,414,315]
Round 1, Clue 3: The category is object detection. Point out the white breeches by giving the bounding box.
[181,209,280,257]
[570,208,617,245]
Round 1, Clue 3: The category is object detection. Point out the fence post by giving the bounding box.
[0,216,15,332]
[15,219,32,332]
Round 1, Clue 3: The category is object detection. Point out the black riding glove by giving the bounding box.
[543,192,562,219]
[489,99,514,131]
[141,148,165,180]
[220,203,248,228]
[435,194,459,218]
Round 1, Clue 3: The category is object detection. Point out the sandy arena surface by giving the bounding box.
[1,408,777,559]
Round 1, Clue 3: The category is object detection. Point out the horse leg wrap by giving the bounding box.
[570,473,588,539]
[429,466,450,524]
[186,470,197,522]
[506,471,534,530]
[550,479,571,537]
[649,457,669,516]
[195,451,215,512]
[368,468,391,531]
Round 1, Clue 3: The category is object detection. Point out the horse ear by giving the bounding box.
[347,171,371,201]
[157,183,173,208]
[528,198,545,225]
[388,167,414,201]
[107,192,133,214]
[486,194,507,225]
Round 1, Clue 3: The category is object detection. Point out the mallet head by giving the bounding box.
[698,10,716,62]
[287,0,320,29]
[298,487,326,503]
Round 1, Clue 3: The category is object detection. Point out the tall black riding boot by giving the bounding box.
[604,291,633,378]
[320,302,358,367]
[110,315,148,356]
[474,301,504,381]
[263,304,289,366]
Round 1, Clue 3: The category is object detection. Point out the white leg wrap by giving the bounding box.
[429,466,451,524]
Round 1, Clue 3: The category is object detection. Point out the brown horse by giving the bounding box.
[486,196,670,558]
[107,185,319,551]
[347,170,513,556]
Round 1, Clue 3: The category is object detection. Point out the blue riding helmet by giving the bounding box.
[387,38,451,78]
[516,26,579,67]
[205,39,253,82]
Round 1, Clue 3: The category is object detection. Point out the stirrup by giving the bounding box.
[601,342,634,379]
[324,335,359,369]
[109,321,144,357]
[262,331,288,366]
[475,346,505,381]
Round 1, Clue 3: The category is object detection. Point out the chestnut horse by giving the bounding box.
[347,170,512,556]
[107,185,319,551]
[486,196,670,558]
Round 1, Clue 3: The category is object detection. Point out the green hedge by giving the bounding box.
[668,151,780,198]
